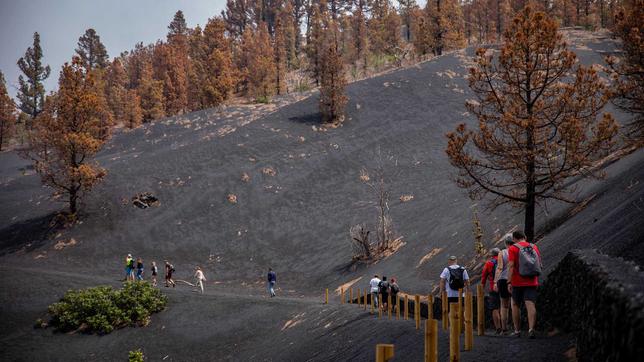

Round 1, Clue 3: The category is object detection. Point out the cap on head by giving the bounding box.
[504,234,514,245]
[490,248,500,256]
[448,255,457,261]
[128,253,132,257]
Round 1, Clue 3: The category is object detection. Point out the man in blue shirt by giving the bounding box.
[267,268,277,297]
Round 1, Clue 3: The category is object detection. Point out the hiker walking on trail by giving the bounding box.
[136,257,144,281]
[507,230,542,339]
[267,268,277,297]
[482,248,502,334]
[194,266,206,294]
[390,277,400,311]
[124,254,134,281]
[494,235,514,334]
[165,261,176,287]
[439,256,470,309]
[379,276,390,311]
[151,261,158,287]
[369,274,381,308]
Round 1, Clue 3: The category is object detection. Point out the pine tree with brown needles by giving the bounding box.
[274,15,288,95]
[138,61,165,122]
[104,58,128,123]
[0,71,17,151]
[23,57,112,216]
[75,28,109,71]
[123,89,143,129]
[607,0,644,146]
[319,20,348,125]
[243,23,277,101]
[445,6,618,242]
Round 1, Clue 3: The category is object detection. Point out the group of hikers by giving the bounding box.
[123,254,207,293]
[366,230,542,338]
[439,230,542,338]
[123,255,278,297]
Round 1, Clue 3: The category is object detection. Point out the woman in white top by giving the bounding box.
[494,235,514,334]
[194,266,207,294]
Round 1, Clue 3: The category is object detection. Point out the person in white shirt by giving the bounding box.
[369,274,381,308]
[194,266,207,294]
[439,256,470,308]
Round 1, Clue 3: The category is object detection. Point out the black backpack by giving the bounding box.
[448,267,466,290]
[379,281,390,294]
[390,283,400,294]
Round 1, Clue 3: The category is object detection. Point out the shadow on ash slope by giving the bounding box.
[0,30,642,361]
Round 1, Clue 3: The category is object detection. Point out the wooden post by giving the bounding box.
[449,303,460,362]
[404,295,409,320]
[425,319,438,362]
[375,344,395,362]
[477,284,485,336]
[364,290,368,310]
[427,294,434,320]
[325,288,328,304]
[388,294,392,319]
[350,288,353,304]
[378,302,382,318]
[441,291,448,330]
[357,288,361,306]
[371,292,375,314]
[415,295,421,330]
[396,296,401,319]
[464,289,473,351]
[341,288,345,304]
[458,289,463,335]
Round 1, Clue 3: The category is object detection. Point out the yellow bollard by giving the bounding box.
[364,290,368,310]
[388,294,392,319]
[458,289,463,335]
[350,288,353,304]
[449,303,460,362]
[371,292,375,314]
[396,296,400,319]
[325,288,328,304]
[375,344,395,362]
[415,295,421,330]
[477,284,485,336]
[441,291,448,330]
[404,295,409,320]
[464,289,473,351]
[427,294,434,320]
[378,302,382,318]
[425,319,438,362]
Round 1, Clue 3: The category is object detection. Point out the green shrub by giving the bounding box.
[255,95,270,104]
[47,282,167,334]
[129,349,144,362]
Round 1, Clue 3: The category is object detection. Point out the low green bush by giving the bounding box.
[129,349,144,362]
[47,282,167,334]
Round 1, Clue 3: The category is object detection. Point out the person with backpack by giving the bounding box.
[369,275,381,308]
[494,234,514,334]
[507,230,542,339]
[378,276,390,311]
[165,260,176,287]
[482,248,501,334]
[194,266,207,294]
[440,256,470,309]
[390,277,400,312]
[135,257,144,281]
[151,261,158,287]
[124,254,133,281]
[267,268,277,297]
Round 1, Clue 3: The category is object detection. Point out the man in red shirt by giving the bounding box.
[481,248,501,333]
[508,230,542,338]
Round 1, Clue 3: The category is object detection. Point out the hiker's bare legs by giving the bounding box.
[511,299,521,332]
[526,301,536,331]
[493,309,501,330]
[500,298,509,330]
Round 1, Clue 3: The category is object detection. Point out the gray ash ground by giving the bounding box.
[0,31,641,361]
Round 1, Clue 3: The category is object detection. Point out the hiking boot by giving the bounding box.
[495,329,502,335]
[501,329,510,336]
[510,330,521,338]
[528,329,536,339]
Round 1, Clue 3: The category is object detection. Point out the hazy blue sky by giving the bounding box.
[0,0,227,99]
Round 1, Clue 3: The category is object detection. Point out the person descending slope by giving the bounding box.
[267,268,277,297]
[482,248,501,334]
[194,266,206,294]
[508,230,542,339]
[165,260,176,287]
[440,256,470,309]
[390,277,400,311]
[136,257,144,281]
[379,276,390,311]
[124,254,133,281]
[369,274,381,308]
[151,261,158,287]
[494,235,514,334]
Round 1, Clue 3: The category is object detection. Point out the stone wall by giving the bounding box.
[539,249,644,361]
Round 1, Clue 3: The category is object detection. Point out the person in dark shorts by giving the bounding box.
[267,268,277,297]
[494,234,514,334]
[378,276,390,311]
[440,256,470,310]
[151,261,158,287]
[390,277,400,311]
[135,257,144,281]
[165,260,175,287]
[508,230,542,338]
[482,248,501,333]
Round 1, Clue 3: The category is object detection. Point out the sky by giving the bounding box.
[0,0,227,100]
